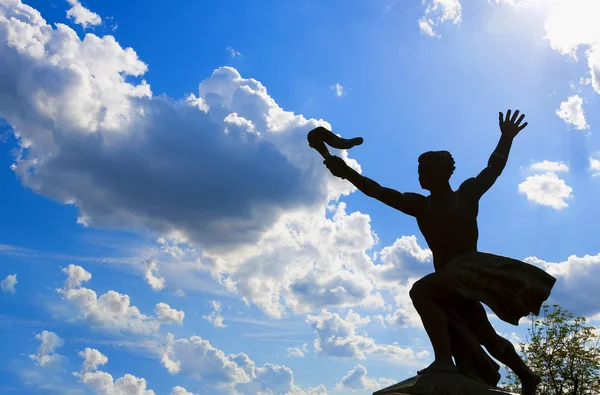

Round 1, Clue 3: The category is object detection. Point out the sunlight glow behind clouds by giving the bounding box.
[495,0,600,94]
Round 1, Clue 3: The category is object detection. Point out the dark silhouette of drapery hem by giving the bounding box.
[419,251,556,385]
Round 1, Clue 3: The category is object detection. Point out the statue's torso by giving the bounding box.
[416,188,479,269]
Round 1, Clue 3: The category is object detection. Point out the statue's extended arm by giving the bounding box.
[324,156,424,216]
[462,110,528,198]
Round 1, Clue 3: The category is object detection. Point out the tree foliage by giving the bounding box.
[502,304,600,394]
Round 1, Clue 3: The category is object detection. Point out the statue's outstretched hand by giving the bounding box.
[324,156,349,179]
[499,109,528,139]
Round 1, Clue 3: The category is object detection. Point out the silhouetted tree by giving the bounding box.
[502,304,600,394]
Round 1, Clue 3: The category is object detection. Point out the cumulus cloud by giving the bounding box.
[556,95,589,130]
[63,264,92,290]
[335,364,395,392]
[518,161,573,210]
[529,160,569,173]
[161,333,321,394]
[305,309,427,365]
[66,0,102,28]
[0,0,398,320]
[1,273,17,294]
[589,158,600,176]
[518,172,573,209]
[192,202,384,318]
[144,261,165,291]
[0,0,359,259]
[155,302,185,325]
[202,300,226,328]
[57,264,184,333]
[287,343,308,358]
[171,387,194,395]
[419,0,462,38]
[160,333,252,382]
[525,254,600,318]
[29,331,65,367]
[76,348,156,395]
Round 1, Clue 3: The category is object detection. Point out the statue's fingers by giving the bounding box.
[506,109,512,122]
[516,113,525,126]
[518,122,528,131]
[511,110,520,123]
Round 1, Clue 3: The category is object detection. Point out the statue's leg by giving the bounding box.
[409,279,458,374]
[466,301,540,395]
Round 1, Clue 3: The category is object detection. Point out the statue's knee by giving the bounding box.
[409,281,428,302]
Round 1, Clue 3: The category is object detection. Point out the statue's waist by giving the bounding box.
[432,249,478,269]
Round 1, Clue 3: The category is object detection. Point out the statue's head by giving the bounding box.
[418,151,455,190]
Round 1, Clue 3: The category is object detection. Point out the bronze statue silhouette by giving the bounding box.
[308,110,556,395]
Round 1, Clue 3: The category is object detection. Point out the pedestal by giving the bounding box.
[373,373,518,395]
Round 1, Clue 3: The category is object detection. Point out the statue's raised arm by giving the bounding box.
[307,126,425,217]
[460,109,529,199]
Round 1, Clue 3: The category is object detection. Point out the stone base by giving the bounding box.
[373,373,518,395]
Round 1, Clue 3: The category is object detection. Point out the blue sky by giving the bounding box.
[1,0,600,393]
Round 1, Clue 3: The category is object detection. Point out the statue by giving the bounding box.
[308,110,556,395]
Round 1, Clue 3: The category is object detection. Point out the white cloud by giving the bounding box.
[144,262,165,291]
[518,171,573,209]
[419,0,462,38]
[287,343,308,358]
[161,332,324,394]
[57,264,183,334]
[305,309,427,365]
[155,302,185,325]
[76,348,156,395]
[373,235,432,281]
[1,273,17,294]
[79,348,109,373]
[556,95,589,130]
[0,0,360,259]
[418,18,438,38]
[0,0,396,320]
[29,331,65,367]
[335,364,395,392]
[171,387,194,395]
[63,264,92,290]
[589,157,600,176]
[530,160,569,172]
[332,83,345,97]
[66,0,102,28]
[160,333,251,382]
[203,300,226,328]
[226,46,242,58]
[192,202,384,319]
[236,363,310,395]
[525,254,600,318]
[306,385,328,395]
